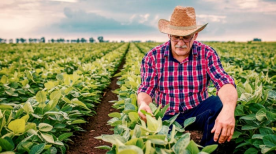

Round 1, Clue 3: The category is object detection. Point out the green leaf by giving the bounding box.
[253,140,263,149]
[108,112,121,118]
[140,110,152,116]
[155,104,169,119]
[41,133,55,143]
[23,102,34,114]
[58,132,73,141]
[95,145,111,150]
[29,143,46,154]
[38,123,53,132]
[44,81,55,90]
[260,127,274,135]
[0,104,13,110]
[145,140,154,154]
[244,81,253,93]
[1,75,8,84]
[242,125,258,130]
[0,138,14,151]
[36,91,47,104]
[256,108,267,121]
[173,133,190,153]
[128,112,139,123]
[234,104,245,116]
[21,114,29,123]
[71,119,86,124]
[240,114,256,121]
[184,117,196,128]
[263,134,276,147]
[232,131,242,139]
[149,103,157,113]
[56,74,63,81]
[186,140,200,154]
[96,134,127,145]
[50,90,61,101]
[267,111,276,121]
[118,145,143,154]
[0,152,16,154]
[8,119,25,134]
[146,114,162,132]
[244,147,258,154]
[167,113,179,126]
[252,134,264,139]
[62,87,73,95]
[202,144,218,153]
[71,98,90,110]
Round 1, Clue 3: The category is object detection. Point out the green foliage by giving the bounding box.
[0,42,128,153]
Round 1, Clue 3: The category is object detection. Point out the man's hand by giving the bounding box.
[211,107,235,144]
[138,102,153,122]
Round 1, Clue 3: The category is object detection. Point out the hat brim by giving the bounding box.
[158,19,208,36]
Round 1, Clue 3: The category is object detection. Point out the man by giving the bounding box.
[137,6,238,146]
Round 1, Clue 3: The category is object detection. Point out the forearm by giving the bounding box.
[217,84,238,112]
[137,92,152,106]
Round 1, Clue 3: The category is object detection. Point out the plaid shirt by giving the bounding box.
[137,40,235,115]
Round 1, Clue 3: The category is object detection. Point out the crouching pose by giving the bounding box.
[137,6,238,146]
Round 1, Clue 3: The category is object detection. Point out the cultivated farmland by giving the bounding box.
[0,42,275,154]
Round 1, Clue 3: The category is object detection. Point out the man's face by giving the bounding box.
[169,33,198,59]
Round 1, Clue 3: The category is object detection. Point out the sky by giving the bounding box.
[0,0,276,42]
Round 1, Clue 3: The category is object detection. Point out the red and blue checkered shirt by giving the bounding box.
[137,40,236,115]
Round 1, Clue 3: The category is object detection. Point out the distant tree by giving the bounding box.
[81,38,87,43]
[51,39,55,43]
[76,38,80,43]
[40,37,45,43]
[98,36,104,42]
[16,38,20,43]
[89,37,95,43]
[67,40,70,43]
[0,38,3,43]
[29,38,33,43]
[9,39,13,43]
[20,38,26,43]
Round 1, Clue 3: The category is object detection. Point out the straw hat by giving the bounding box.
[158,6,208,36]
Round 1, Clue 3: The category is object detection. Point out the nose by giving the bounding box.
[177,39,185,46]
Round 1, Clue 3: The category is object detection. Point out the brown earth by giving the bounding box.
[66,58,125,154]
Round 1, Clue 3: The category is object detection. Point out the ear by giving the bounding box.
[194,32,199,40]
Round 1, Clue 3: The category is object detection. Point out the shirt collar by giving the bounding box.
[164,40,199,57]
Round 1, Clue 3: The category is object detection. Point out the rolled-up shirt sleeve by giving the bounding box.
[206,47,236,94]
[137,53,157,98]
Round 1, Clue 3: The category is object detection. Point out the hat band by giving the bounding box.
[168,24,197,30]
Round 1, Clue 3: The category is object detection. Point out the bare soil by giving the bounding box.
[66,59,124,154]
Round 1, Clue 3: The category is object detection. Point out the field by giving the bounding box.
[0,42,276,154]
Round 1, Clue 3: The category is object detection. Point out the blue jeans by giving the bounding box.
[162,96,223,146]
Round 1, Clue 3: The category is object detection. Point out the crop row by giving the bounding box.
[206,42,276,77]
[0,43,128,153]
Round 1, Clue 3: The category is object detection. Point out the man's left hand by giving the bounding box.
[211,107,235,144]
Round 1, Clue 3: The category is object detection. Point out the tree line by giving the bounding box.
[0,36,108,44]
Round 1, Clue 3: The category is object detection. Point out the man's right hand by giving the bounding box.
[138,102,153,122]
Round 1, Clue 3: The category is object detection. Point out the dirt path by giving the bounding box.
[67,58,125,154]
